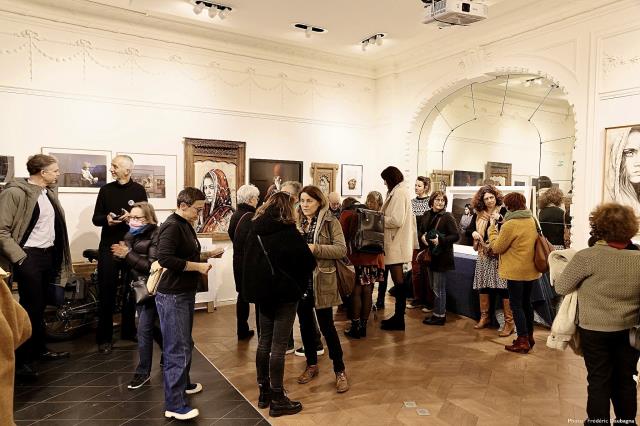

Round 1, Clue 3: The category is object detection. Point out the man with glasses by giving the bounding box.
[155,187,212,421]
[92,155,147,354]
[0,154,73,379]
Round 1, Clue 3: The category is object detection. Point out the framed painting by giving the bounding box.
[117,152,177,210]
[604,125,640,222]
[249,159,304,203]
[184,138,246,240]
[41,147,111,193]
[341,164,363,197]
[311,163,339,196]
[453,170,484,186]
[0,155,14,183]
[430,169,453,192]
[485,162,512,186]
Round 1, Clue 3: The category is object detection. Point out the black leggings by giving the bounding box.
[387,264,406,317]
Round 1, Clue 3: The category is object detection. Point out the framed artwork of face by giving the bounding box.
[604,125,640,221]
[184,138,246,240]
[341,164,363,197]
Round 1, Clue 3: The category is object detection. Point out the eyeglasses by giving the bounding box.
[129,216,146,221]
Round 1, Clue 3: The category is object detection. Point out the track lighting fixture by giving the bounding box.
[361,33,386,51]
[293,23,327,39]
[193,1,232,20]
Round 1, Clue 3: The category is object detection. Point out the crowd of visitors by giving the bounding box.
[2,154,638,425]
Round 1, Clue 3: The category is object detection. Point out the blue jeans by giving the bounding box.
[256,301,298,392]
[155,291,195,411]
[507,280,535,336]
[428,269,447,317]
[135,299,163,376]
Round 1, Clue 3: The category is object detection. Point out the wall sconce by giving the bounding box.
[293,23,327,38]
[361,33,386,51]
[193,1,232,20]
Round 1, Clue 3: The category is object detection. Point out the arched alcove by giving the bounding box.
[408,71,578,245]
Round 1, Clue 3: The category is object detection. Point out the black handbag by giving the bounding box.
[131,277,153,304]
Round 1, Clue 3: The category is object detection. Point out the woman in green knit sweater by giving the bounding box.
[555,203,640,426]
[488,192,541,354]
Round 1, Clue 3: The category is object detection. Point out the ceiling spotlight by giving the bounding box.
[534,78,543,86]
[193,1,205,14]
[293,23,327,39]
[208,6,218,18]
[523,81,531,88]
[305,26,312,38]
[360,33,386,52]
[218,6,230,19]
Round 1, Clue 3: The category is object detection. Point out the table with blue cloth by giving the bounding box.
[444,252,557,327]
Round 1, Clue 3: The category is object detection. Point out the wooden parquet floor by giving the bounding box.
[192,297,636,425]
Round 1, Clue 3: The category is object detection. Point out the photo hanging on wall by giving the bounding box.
[0,155,15,184]
[430,169,453,193]
[485,162,512,186]
[603,125,640,224]
[41,147,111,193]
[311,163,339,196]
[341,164,363,197]
[184,138,246,240]
[453,170,484,187]
[249,158,304,204]
[117,152,177,210]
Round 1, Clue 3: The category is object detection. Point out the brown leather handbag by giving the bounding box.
[335,257,356,300]
[533,218,555,273]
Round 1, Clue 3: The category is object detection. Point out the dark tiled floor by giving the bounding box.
[14,336,268,425]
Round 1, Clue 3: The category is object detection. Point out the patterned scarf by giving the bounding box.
[301,214,318,244]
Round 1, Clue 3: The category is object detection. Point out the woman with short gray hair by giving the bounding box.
[229,184,261,339]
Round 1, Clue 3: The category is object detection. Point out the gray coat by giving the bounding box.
[0,179,72,284]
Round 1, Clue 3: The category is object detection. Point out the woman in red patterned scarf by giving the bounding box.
[198,169,234,233]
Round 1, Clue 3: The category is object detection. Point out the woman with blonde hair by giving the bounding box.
[556,203,640,424]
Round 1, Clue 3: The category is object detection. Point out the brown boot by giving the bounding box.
[297,365,319,384]
[474,294,490,329]
[335,371,349,393]
[505,335,531,354]
[498,298,515,337]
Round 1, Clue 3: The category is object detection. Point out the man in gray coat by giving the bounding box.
[0,154,72,379]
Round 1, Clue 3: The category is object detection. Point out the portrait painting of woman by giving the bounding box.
[198,168,235,233]
[605,125,640,218]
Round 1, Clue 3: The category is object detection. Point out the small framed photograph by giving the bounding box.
[341,164,363,197]
[117,152,178,210]
[41,147,111,193]
[311,163,339,196]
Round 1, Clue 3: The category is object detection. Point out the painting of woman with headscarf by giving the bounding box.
[605,125,640,219]
[198,168,235,233]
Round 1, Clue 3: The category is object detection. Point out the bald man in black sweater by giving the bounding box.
[93,155,147,354]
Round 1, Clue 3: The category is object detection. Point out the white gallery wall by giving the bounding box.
[375,0,640,248]
[0,5,382,302]
[1,0,640,301]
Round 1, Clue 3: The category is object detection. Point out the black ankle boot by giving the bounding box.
[344,320,360,339]
[360,319,368,337]
[380,314,405,331]
[269,390,303,417]
[258,382,271,409]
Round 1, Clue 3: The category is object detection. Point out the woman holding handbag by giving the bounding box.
[467,185,514,336]
[418,192,459,325]
[110,201,161,390]
[296,185,350,393]
[241,192,316,417]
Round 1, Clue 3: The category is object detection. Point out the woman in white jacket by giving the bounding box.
[380,166,418,331]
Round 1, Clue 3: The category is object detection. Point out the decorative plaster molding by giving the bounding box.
[601,53,640,76]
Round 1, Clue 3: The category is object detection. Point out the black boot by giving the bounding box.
[360,319,368,337]
[344,320,360,339]
[380,315,405,331]
[269,390,303,417]
[258,382,272,409]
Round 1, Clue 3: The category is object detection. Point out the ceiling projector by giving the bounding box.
[422,0,488,26]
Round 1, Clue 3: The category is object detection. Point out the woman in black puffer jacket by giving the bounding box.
[111,201,161,390]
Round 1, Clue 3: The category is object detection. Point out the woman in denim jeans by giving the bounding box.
[241,192,316,417]
[155,188,213,421]
[418,191,459,325]
[110,201,161,390]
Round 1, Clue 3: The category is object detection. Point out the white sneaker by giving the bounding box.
[165,407,199,420]
[294,346,325,357]
[185,383,203,395]
[421,307,433,313]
